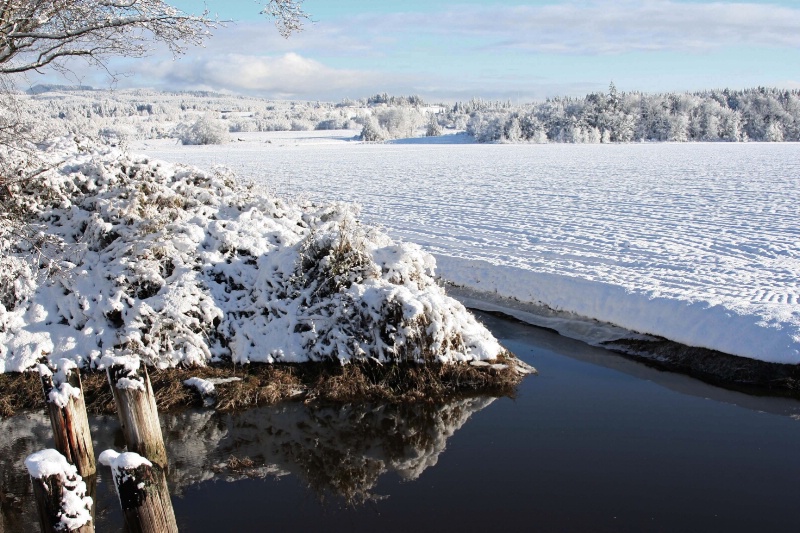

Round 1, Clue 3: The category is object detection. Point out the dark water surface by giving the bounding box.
[3,312,800,532]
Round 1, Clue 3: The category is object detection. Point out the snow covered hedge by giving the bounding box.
[0,138,504,373]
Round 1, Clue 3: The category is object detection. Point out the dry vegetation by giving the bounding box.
[0,355,528,417]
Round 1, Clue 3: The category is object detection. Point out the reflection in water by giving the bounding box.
[162,398,495,503]
[0,412,51,533]
[0,397,494,530]
[0,412,123,533]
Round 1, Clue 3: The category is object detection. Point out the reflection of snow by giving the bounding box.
[162,398,495,502]
[0,411,123,532]
[0,396,495,519]
[0,412,52,532]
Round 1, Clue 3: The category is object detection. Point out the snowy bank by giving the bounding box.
[0,138,509,374]
[133,140,799,366]
[438,256,800,365]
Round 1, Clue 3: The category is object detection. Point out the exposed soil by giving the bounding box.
[604,337,800,395]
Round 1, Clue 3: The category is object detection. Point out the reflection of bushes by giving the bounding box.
[195,398,496,505]
[0,397,496,517]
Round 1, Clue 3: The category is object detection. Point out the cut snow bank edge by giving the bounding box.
[438,256,800,365]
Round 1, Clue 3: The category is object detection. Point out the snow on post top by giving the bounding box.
[98,449,153,471]
[25,449,93,531]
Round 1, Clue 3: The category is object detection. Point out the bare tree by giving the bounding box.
[0,0,309,75]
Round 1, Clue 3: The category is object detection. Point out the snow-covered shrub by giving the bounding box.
[258,119,293,132]
[359,117,385,142]
[0,137,505,373]
[426,115,442,137]
[177,114,230,145]
[0,255,36,313]
[316,118,350,130]
[290,119,313,131]
[98,125,139,146]
[229,120,258,133]
[375,107,423,139]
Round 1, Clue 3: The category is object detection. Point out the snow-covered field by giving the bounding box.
[132,133,800,364]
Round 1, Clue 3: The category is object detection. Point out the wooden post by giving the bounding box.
[99,450,178,533]
[105,357,168,469]
[25,449,94,533]
[39,361,96,478]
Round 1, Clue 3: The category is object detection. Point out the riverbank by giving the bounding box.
[0,355,533,417]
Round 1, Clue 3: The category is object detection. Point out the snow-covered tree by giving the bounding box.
[359,116,384,142]
[177,113,229,145]
[0,0,308,75]
[425,114,442,137]
[0,0,309,239]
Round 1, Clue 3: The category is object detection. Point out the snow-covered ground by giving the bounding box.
[132,134,800,364]
[0,137,512,373]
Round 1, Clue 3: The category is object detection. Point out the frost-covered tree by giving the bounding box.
[177,113,229,145]
[0,0,309,240]
[359,116,384,142]
[459,86,799,144]
[425,114,442,137]
[0,0,309,75]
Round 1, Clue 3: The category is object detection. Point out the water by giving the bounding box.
[3,312,800,532]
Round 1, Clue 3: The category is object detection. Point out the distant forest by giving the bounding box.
[26,85,800,144]
[450,85,800,143]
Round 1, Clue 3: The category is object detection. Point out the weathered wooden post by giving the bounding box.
[102,354,168,468]
[99,450,178,533]
[38,360,96,478]
[24,449,94,533]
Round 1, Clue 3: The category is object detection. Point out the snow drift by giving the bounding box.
[0,138,504,373]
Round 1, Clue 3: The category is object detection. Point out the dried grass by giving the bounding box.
[0,355,527,417]
[0,371,44,416]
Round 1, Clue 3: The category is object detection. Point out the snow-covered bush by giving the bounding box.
[425,115,442,137]
[316,118,351,130]
[376,107,424,139]
[359,117,385,142]
[229,120,259,133]
[290,119,313,131]
[177,114,230,145]
[0,137,506,373]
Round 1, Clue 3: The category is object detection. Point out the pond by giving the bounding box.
[3,311,800,532]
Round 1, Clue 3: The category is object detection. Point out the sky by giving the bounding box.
[26,0,800,103]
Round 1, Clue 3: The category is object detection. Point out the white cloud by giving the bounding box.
[132,52,405,100]
[346,1,800,54]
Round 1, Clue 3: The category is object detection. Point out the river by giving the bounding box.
[3,312,800,532]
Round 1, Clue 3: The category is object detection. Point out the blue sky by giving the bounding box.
[31,0,800,102]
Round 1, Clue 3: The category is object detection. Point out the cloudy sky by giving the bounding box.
[29,0,800,102]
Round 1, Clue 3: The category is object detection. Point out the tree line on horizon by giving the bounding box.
[20,84,800,144]
[448,84,800,143]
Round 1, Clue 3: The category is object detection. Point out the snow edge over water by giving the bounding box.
[438,256,800,365]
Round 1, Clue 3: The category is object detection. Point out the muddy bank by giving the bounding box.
[603,337,800,393]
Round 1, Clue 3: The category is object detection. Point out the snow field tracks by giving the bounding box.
[134,137,800,363]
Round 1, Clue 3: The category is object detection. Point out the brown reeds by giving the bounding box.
[0,356,528,417]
